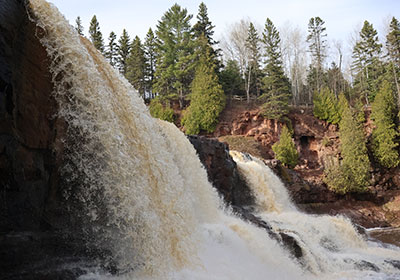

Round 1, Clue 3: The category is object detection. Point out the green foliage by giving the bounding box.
[313,87,341,124]
[306,17,327,94]
[272,126,298,168]
[144,28,157,96]
[245,22,262,98]
[154,4,195,106]
[149,98,175,122]
[387,17,400,67]
[220,60,244,96]
[324,98,370,194]
[371,80,400,168]
[105,31,118,67]
[352,20,383,104]
[75,16,83,36]
[182,38,226,134]
[89,15,104,53]
[126,36,146,95]
[260,18,291,120]
[117,29,131,75]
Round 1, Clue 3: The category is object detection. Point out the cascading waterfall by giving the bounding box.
[28,0,399,279]
[231,152,400,279]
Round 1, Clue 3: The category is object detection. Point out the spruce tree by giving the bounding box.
[154,4,195,108]
[182,35,225,134]
[89,15,104,53]
[352,20,383,104]
[272,126,298,169]
[144,28,157,98]
[245,22,262,101]
[105,31,118,67]
[324,98,370,193]
[260,18,291,120]
[307,17,327,94]
[117,29,131,75]
[220,60,245,96]
[126,36,146,96]
[75,16,83,36]
[371,80,400,168]
[386,17,400,107]
[193,2,221,73]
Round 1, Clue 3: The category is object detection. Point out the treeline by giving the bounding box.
[76,5,400,194]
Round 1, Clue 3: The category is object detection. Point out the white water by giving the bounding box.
[29,1,400,279]
[231,152,400,279]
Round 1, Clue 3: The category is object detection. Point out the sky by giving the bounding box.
[48,0,399,58]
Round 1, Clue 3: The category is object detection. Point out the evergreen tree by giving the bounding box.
[324,97,370,193]
[75,16,83,36]
[182,36,225,134]
[272,125,298,169]
[126,36,146,96]
[220,60,245,96]
[307,17,327,94]
[313,87,341,124]
[352,20,383,104]
[371,80,400,168]
[89,15,104,53]
[245,22,262,101]
[192,2,222,73]
[386,17,400,67]
[117,29,131,75]
[154,4,195,108]
[105,31,118,67]
[149,97,175,122]
[144,28,157,98]
[260,18,291,120]
[386,17,400,107]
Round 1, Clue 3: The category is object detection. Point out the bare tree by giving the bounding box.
[280,22,308,105]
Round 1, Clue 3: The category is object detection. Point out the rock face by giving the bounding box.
[188,135,254,207]
[0,0,67,233]
[0,2,91,278]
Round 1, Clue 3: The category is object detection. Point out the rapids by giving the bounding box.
[28,0,400,279]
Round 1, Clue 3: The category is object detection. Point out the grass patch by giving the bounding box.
[218,135,263,158]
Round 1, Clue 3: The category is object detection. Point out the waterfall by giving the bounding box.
[231,152,400,279]
[28,1,399,279]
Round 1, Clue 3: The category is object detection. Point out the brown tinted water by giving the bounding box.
[368,227,400,247]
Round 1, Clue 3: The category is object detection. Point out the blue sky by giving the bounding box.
[49,0,399,49]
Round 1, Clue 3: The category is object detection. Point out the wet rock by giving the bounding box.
[385,260,400,270]
[188,135,254,207]
[231,206,304,260]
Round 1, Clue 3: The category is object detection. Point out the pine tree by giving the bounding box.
[105,31,118,67]
[182,35,225,134]
[144,28,157,98]
[154,4,195,108]
[272,125,298,169]
[220,60,245,96]
[386,17,400,108]
[192,2,221,73]
[88,15,104,53]
[117,29,131,75]
[371,80,400,168]
[260,18,291,120]
[75,16,83,36]
[324,97,370,193]
[352,20,383,104]
[307,17,327,94]
[126,36,146,96]
[245,22,262,101]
